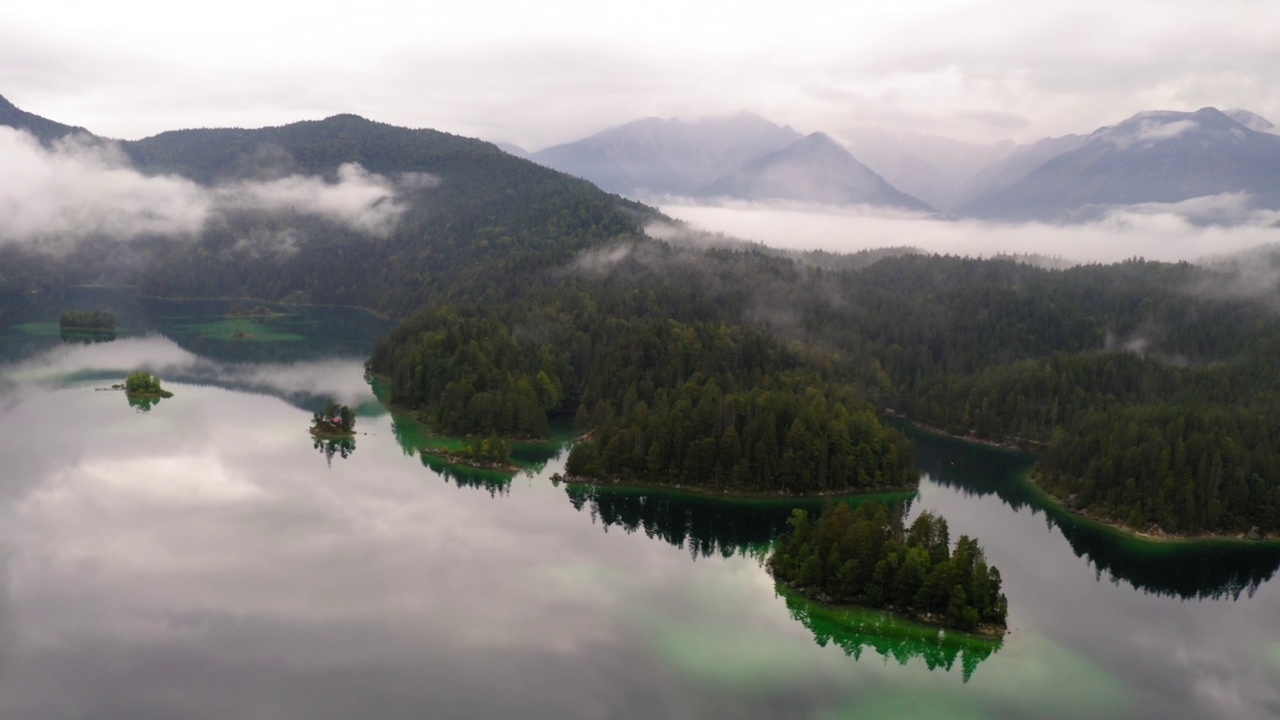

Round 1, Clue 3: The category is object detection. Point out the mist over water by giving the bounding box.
[662,201,1280,265]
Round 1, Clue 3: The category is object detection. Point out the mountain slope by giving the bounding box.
[0,96,659,315]
[956,108,1280,222]
[955,133,1087,208]
[848,129,1016,211]
[531,113,801,197]
[0,94,87,143]
[695,132,934,211]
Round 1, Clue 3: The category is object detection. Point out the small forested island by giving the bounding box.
[311,399,355,437]
[123,370,173,398]
[768,501,1009,634]
[60,309,116,330]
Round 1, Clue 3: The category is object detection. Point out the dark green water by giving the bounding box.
[1,289,1278,719]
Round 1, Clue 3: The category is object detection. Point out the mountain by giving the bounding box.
[494,142,532,159]
[955,107,1280,222]
[694,132,934,211]
[954,133,1088,208]
[0,94,87,143]
[531,113,801,198]
[1225,109,1275,134]
[0,96,658,314]
[847,129,1016,211]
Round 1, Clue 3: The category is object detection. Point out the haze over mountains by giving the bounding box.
[530,113,801,197]
[522,105,1280,224]
[695,132,933,212]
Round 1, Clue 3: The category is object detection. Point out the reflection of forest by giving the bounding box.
[419,453,513,496]
[313,435,356,464]
[908,425,1280,601]
[127,394,162,413]
[778,584,1002,683]
[60,329,116,344]
[563,483,915,560]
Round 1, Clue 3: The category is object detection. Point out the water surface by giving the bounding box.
[1,290,1277,719]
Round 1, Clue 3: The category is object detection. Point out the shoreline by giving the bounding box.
[1023,470,1279,545]
[775,580,1007,639]
[885,411,1044,452]
[556,473,917,501]
[420,448,520,473]
[891,416,1279,545]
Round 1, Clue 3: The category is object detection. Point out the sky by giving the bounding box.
[4,0,1280,150]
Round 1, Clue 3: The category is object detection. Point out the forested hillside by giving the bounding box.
[126,115,656,315]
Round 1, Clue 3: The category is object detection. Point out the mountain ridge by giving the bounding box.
[695,132,935,212]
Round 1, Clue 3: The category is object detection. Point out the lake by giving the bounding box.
[1,289,1278,719]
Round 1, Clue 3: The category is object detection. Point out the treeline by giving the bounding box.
[566,371,913,493]
[768,501,1008,632]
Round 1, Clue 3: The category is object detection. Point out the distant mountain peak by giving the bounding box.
[530,112,803,197]
[957,106,1280,222]
[694,133,934,211]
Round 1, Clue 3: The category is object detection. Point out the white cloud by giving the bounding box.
[660,200,1280,266]
[0,128,421,246]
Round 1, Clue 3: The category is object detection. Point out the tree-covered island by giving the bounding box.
[311,398,355,437]
[768,501,1009,634]
[123,370,173,398]
[60,310,116,330]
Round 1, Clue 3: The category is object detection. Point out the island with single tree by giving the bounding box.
[311,398,356,437]
[768,500,1008,634]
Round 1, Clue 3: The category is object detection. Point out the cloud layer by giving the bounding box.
[4,0,1279,149]
[660,199,1280,266]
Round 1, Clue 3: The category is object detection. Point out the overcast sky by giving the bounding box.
[3,1,1279,150]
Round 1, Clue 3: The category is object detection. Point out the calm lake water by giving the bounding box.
[2,289,1278,719]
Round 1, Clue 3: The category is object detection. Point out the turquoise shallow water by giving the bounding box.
[1,289,1278,719]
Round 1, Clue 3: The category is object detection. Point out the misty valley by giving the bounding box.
[2,96,1280,718]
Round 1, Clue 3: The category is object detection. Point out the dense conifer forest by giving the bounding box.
[768,501,1008,632]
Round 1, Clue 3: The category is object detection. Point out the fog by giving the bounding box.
[0,128,424,247]
[661,200,1280,265]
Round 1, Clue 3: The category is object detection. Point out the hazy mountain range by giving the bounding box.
[530,113,801,197]
[6,91,1279,226]
[695,132,933,212]
[518,105,1280,223]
